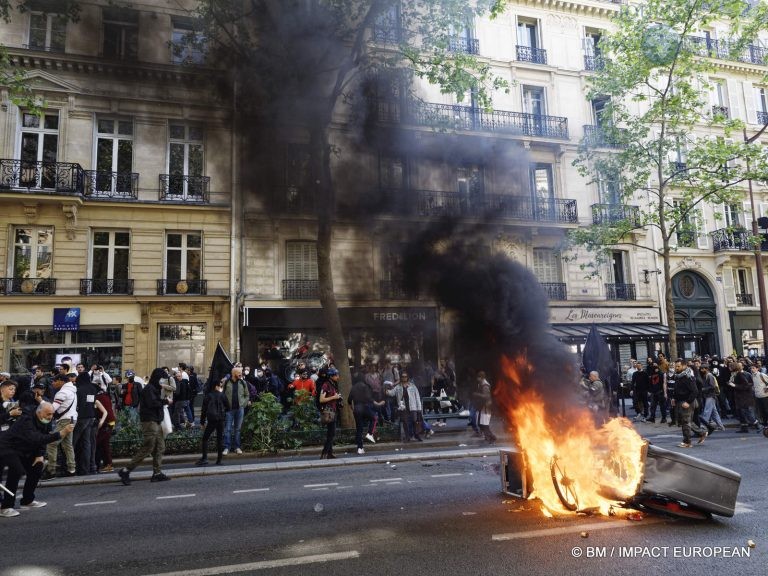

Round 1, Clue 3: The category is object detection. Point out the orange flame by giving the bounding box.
[496,354,646,517]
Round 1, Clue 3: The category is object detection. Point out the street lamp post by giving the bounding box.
[744,127,768,359]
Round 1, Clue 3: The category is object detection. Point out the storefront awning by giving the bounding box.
[550,323,699,343]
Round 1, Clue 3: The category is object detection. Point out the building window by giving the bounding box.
[517,18,545,63]
[102,7,138,60]
[372,3,401,44]
[379,155,404,190]
[755,86,768,123]
[286,241,318,281]
[711,79,729,118]
[91,230,130,282]
[28,11,66,51]
[522,85,545,116]
[533,248,561,283]
[158,324,206,370]
[165,232,202,282]
[168,124,204,178]
[171,16,205,64]
[734,268,752,301]
[12,226,53,280]
[19,111,59,188]
[8,327,123,377]
[583,29,603,70]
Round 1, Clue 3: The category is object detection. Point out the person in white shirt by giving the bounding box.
[41,373,78,480]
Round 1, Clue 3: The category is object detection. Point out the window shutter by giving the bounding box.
[696,211,709,249]
[742,200,753,229]
[727,79,742,120]
[759,202,768,218]
[722,265,736,307]
[744,81,756,124]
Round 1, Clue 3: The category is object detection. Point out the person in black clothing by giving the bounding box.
[73,372,99,476]
[673,359,700,448]
[118,368,171,485]
[0,402,74,517]
[196,380,230,466]
[348,374,382,455]
[18,381,46,415]
[631,362,650,421]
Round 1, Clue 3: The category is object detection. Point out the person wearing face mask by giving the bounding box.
[0,401,74,517]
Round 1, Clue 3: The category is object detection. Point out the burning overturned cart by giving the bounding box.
[501,443,741,520]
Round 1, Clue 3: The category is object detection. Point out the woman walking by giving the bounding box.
[318,368,342,459]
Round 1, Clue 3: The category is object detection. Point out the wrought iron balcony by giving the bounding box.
[159,174,210,202]
[605,283,636,301]
[592,204,640,226]
[757,110,768,125]
[377,189,578,223]
[84,170,138,199]
[22,43,65,53]
[540,282,567,301]
[736,293,754,306]
[448,36,479,54]
[688,36,767,65]
[372,25,402,44]
[583,54,605,71]
[156,279,207,295]
[282,279,319,300]
[80,278,134,295]
[272,186,316,214]
[582,125,625,149]
[0,159,83,194]
[711,228,752,252]
[380,280,419,300]
[0,277,56,295]
[407,102,569,139]
[712,105,729,119]
[516,45,547,64]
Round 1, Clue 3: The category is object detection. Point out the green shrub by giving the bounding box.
[241,392,285,453]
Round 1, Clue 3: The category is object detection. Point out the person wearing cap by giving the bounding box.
[122,371,142,421]
[0,401,75,517]
[0,371,10,386]
[221,366,250,455]
[41,374,78,480]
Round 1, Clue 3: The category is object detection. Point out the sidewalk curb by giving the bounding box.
[38,446,504,488]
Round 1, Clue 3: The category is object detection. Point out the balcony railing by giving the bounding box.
[159,174,210,202]
[448,36,479,54]
[736,293,754,306]
[80,278,134,295]
[582,125,625,149]
[757,110,768,125]
[378,189,578,223]
[282,279,319,300]
[516,45,547,64]
[583,54,605,71]
[540,282,567,301]
[406,101,569,139]
[84,170,138,199]
[0,277,56,295]
[712,105,730,119]
[272,186,316,214]
[605,283,636,301]
[380,280,419,300]
[711,228,752,252]
[0,159,83,194]
[592,203,640,226]
[688,36,767,65]
[22,43,66,53]
[156,279,207,295]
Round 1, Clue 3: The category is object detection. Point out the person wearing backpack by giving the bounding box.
[196,380,230,466]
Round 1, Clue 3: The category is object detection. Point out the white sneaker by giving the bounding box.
[357,448,365,455]
[0,508,20,517]
[235,448,243,455]
[458,409,470,417]
[365,433,376,444]
[222,449,229,455]
[20,501,47,509]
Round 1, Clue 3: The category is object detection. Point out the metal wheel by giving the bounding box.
[550,455,579,511]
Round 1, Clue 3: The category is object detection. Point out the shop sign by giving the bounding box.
[53,307,80,331]
[550,306,661,324]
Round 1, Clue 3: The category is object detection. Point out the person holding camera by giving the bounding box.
[0,401,74,517]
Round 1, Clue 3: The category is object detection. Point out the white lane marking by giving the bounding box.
[312,487,330,491]
[336,486,354,490]
[370,478,402,483]
[140,551,361,576]
[74,500,117,507]
[304,483,338,488]
[431,473,463,478]
[232,488,270,494]
[492,518,665,541]
[735,502,755,514]
[156,494,196,500]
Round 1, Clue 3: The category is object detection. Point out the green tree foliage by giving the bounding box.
[186,1,508,423]
[570,0,768,358]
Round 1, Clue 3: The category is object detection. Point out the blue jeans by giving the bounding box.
[224,407,244,450]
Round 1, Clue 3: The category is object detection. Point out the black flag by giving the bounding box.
[206,342,233,393]
[582,324,619,409]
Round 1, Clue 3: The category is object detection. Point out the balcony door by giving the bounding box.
[95,118,133,194]
[91,231,130,292]
[168,124,204,198]
[457,165,483,212]
[19,112,59,188]
[517,20,539,50]
[529,163,554,219]
[610,251,628,286]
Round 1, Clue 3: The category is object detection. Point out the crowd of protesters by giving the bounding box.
[0,351,500,517]
[623,353,767,448]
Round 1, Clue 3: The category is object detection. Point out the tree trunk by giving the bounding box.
[662,242,678,360]
[312,125,354,428]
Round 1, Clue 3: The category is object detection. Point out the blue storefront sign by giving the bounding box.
[53,307,80,331]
